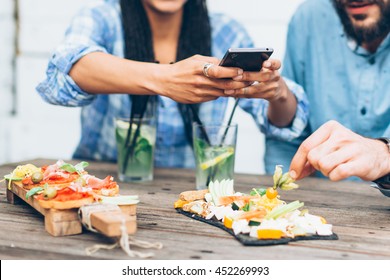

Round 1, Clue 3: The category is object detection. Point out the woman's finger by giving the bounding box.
[262,59,281,70]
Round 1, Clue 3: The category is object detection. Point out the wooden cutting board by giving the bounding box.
[5,181,137,237]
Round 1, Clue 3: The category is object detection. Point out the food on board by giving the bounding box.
[175,166,333,240]
[4,160,121,209]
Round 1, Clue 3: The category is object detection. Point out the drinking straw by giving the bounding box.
[206,98,239,187]
[122,95,150,173]
[219,98,239,146]
[188,105,210,145]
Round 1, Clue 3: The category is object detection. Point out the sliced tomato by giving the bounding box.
[36,187,91,202]
[22,177,34,185]
[40,174,80,185]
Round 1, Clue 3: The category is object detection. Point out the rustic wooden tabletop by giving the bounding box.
[1,159,389,260]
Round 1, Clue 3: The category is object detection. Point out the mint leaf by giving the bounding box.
[60,161,89,175]
[250,188,266,196]
[75,161,89,173]
[26,187,43,199]
[59,163,77,173]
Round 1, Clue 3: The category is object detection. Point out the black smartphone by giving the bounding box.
[219,48,274,71]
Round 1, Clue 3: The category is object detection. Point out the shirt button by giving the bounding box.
[360,107,367,115]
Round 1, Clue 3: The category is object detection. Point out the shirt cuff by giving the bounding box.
[37,45,108,106]
[260,78,309,141]
[52,45,108,74]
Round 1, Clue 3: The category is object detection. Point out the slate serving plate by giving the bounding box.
[177,208,338,246]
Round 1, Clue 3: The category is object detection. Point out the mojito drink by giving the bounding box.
[115,119,156,182]
[194,139,235,189]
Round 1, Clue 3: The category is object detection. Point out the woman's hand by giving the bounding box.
[154,55,252,104]
[220,58,297,127]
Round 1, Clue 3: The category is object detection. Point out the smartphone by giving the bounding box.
[219,48,274,71]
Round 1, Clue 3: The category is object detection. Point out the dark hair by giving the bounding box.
[120,0,211,145]
[120,0,211,62]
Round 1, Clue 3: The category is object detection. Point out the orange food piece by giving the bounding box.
[257,229,284,239]
[174,199,189,209]
[223,216,234,229]
[239,209,267,221]
[22,177,34,185]
[40,173,80,185]
[266,187,278,199]
[218,195,258,206]
[36,187,90,202]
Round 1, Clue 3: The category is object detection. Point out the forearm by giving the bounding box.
[69,52,164,95]
[267,80,297,127]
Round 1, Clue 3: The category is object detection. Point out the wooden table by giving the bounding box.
[1,159,390,260]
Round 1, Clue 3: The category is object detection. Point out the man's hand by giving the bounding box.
[289,120,390,181]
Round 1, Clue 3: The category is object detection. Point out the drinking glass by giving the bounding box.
[193,123,237,190]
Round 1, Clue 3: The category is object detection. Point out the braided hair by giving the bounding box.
[120,0,211,62]
[120,0,211,145]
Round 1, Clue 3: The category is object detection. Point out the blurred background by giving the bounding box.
[0,0,305,174]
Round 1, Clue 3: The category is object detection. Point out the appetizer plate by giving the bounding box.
[177,208,338,246]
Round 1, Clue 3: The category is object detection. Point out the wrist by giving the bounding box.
[376,137,390,175]
[269,80,290,104]
[143,63,169,97]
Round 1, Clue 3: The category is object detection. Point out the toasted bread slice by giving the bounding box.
[38,196,94,210]
[93,184,120,196]
[179,189,209,202]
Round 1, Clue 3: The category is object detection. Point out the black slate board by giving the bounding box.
[177,208,338,246]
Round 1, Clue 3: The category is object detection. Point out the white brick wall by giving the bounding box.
[0,0,15,163]
[0,0,305,174]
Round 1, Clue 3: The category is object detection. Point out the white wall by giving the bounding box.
[0,0,305,174]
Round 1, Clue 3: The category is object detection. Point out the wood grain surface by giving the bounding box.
[1,159,389,260]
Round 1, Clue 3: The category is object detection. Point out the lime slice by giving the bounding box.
[200,150,234,170]
[100,195,140,205]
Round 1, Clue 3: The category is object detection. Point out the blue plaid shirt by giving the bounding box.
[36,0,308,168]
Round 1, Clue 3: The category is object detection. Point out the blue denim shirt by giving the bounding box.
[265,0,390,173]
[36,0,308,168]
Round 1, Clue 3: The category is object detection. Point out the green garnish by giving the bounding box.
[3,174,23,190]
[272,165,299,191]
[26,186,44,199]
[242,202,252,212]
[250,188,266,196]
[265,200,304,220]
[60,161,89,176]
[3,174,23,181]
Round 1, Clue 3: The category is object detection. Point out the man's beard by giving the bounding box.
[332,0,390,45]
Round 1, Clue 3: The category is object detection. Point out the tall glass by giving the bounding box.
[193,123,237,190]
[115,98,157,182]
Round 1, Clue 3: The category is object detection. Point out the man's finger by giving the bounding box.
[289,122,337,179]
[294,162,316,180]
